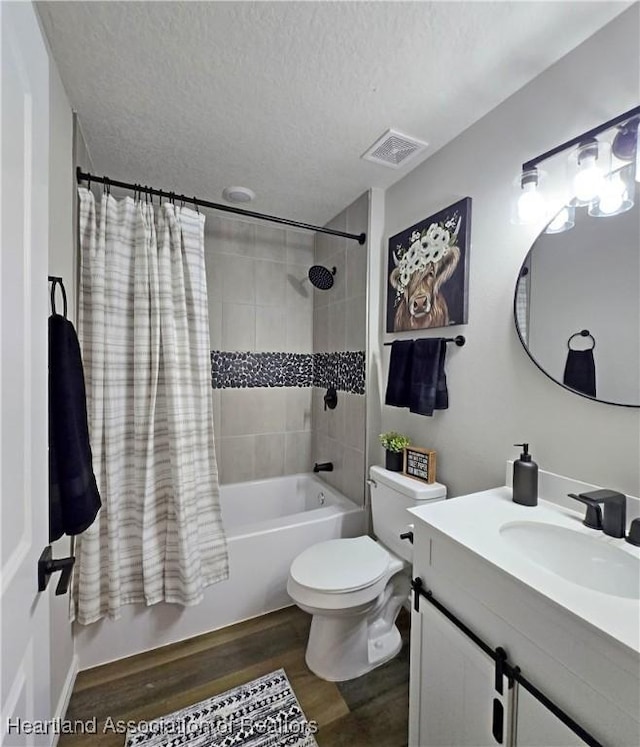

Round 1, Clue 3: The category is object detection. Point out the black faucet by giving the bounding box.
[568,489,627,538]
[313,462,333,473]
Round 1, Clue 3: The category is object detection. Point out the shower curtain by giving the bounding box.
[72,188,228,625]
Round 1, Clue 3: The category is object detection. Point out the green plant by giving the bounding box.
[379,431,410,453]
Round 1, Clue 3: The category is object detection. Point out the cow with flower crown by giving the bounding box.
[389,213,461,331]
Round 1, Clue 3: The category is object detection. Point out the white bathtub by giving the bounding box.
[219,473,365,618]
[75,473,365,669]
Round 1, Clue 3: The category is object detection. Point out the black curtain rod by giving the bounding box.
[76,168,366,245]
[522,104,640,172]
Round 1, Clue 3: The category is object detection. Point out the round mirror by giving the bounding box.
[514,178,639,407]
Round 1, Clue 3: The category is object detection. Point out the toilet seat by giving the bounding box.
[289,536,390,593]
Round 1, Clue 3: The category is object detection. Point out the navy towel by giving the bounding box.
[49,314,101,542]
[385,340,414,407]
[409,338,449,416]
[563,349,596,398]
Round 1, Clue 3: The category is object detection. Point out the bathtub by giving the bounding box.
[74,473,365,669]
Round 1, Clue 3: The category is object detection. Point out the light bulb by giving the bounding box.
[573,154,606,203]
[588,166,634,217]
[598,173,626,214]
[517,182,546,223]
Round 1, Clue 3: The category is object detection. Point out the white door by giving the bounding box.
[410,601,513,747]
[0,3,52,746]
[515,688,590,747]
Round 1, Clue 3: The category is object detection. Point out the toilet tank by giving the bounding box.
[369,465,446,562]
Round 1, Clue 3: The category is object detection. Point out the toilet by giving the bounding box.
[287,465,447,681]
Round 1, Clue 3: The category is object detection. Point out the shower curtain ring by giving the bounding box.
[193,197,199,214]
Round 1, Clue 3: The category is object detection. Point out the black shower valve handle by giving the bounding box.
[324,387,338,411]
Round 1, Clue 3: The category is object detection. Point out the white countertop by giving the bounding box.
[409,486,640,655]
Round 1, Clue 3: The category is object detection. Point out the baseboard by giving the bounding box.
[51,654,78,747]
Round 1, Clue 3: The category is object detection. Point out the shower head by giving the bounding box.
[308,265,336,291]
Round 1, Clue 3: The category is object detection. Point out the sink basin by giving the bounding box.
[500,521,640,599]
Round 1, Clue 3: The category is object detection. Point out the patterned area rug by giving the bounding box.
[125,668,318,746]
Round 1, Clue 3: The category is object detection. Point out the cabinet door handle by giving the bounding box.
[492,699,504,744]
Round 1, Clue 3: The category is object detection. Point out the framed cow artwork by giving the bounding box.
[386,197,471,333]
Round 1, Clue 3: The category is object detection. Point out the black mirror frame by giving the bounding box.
[513,255,640,409]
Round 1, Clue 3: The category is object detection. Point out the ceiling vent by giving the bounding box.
[361,129,428,169]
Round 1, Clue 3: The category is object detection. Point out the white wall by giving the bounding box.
[373,6,640,499]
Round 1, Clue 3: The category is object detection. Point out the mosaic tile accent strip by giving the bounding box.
[312,351,365,395]
[211,350,366,394]
[211,351,312,389]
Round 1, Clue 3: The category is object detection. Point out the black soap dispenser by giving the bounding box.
[513,443,538,506]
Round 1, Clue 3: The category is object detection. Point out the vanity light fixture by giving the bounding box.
[569,139,610,205]
[588,165,635,217]
[516,168,546,224]
[545,204,575,234]
[513,105,640,229]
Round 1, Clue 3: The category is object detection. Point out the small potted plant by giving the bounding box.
[379,431,410,472]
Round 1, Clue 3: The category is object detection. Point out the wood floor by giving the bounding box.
[60,606,410,747]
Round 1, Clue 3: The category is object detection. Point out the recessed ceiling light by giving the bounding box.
[222,186,255,203]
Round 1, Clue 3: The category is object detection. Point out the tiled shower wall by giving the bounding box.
[312,192,368,505]
[205,193,368,500]
[205,217,315,483]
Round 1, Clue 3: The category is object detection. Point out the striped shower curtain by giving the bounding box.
[72,188,228,624]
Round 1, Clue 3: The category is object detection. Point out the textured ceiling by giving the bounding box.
[37,1,629,226]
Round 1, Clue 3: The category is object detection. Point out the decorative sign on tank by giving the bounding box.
[403,446,437,484]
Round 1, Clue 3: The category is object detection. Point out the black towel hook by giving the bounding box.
[48,276,67,319]
[567,329,595,351]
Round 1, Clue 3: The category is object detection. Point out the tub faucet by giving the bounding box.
[568,489,626,538]
[313,462,333,473]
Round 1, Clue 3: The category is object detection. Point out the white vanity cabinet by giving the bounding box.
[407,482,640,747]
[409,594,589,747]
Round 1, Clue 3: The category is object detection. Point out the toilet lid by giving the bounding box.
[290,536,390,593]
